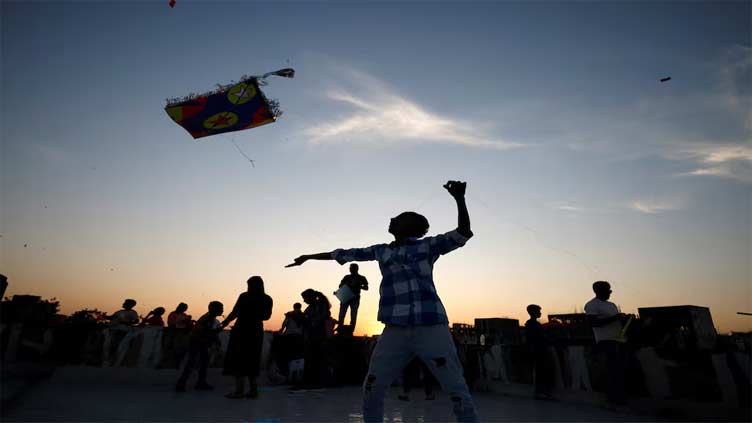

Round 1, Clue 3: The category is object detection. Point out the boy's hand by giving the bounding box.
[443,180,467,199]
[285,255,308,268]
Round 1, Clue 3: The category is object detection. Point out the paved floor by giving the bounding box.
[3,367,654,422]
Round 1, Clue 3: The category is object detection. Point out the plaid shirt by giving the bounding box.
[331,229,471,326]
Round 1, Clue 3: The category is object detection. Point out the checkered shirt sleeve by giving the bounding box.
[330,230,472,326]
[331,245,384,265]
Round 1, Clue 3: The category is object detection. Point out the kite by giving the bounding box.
[169,0,175,7]
[165,68,294,139]
[660,76,671,82]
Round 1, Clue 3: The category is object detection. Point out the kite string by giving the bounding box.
[473,192,606,278]
[473,191,659,310]
[218,133,255,167]
[229,138,255,167]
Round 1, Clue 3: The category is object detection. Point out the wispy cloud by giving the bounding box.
[717,44,751,129]
[547,202,587,213]
[670,143,752,183]
[303,67,521,150]
[629,197,685,214]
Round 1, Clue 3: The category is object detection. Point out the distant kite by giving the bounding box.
[165,68,294,139]
[660,77,671,82]
[169,0,175,7]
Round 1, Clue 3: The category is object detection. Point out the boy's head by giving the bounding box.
[122,299,137,310]
[526,304,542,319]
[592,281,612,300]
[349,263,359,274]
[389,211,429,239]
[176,302,188,313]
[247,275,265,295]
[293,302,302,311]
[153,307,166,316]
[208,301,224,316]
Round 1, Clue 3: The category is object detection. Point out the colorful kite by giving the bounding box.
[165,68,294,139]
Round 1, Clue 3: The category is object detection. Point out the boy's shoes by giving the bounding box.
[397,394,409,401]
[195,383,214,391]
[534,393,557,401]
[175,384,186,393]
[425,393,436,401]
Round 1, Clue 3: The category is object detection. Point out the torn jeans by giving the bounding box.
[362,324,478,422]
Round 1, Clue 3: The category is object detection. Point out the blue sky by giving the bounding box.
[1,1,749,334]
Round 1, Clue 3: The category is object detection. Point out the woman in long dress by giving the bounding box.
[221,276,273,398]
[296,289,331,390]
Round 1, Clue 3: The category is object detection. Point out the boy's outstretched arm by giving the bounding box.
[285,252,334,268]
[444,180,473,238]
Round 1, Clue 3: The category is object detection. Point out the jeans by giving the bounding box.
[599,340,627,404]
[533,348,554,395]
[362,324,478,422]
[177,343,209,386]
[338,296,361,329]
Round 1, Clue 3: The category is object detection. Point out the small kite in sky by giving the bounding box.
[169,0,175,8]
[165,68,294,139]
[660,76,671,82]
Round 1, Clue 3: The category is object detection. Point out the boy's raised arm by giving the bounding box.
[443,180,473,238]
[285,252,335,268]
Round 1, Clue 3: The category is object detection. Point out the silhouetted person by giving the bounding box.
[290,289,332,390]
[109,299,139,327]
[525,304,555,400]
[167,303,192,329]
[221,276,273,399]
[104,299,139,365]
[0,274,7,299]
[336,263,368,332]
[142,307,166,326]
[175,301,224,392]
[287,180,479,422]
[275,302,305,378]
[585,281,631,408]
[398,357,436,401]
[279,303,305,335]
[164,303,192,369]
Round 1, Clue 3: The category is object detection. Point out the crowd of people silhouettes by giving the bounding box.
[97,180,636,421]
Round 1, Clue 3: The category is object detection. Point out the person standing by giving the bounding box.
[290,289,332,391]
[336,263,369,332]
[141,307,166,327]
[584,281,631,408]
[109,299,139,328]
[104,299,140,366]
[221,276,273,399]
[0,274,8,300]
[165,302,192,369]
[279,303,305,336]
[287,180,479,422]
[167,303,192,329]
[525,304,555,400]
[175,301,224,392]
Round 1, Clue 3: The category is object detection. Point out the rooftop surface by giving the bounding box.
[3,367,655,422]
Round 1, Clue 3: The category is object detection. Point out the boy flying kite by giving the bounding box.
[286,180,478,422]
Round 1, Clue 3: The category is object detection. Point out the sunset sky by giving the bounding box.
[1,1,750,336]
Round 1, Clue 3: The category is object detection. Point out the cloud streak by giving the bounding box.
[670,143,752,184]
[303,67,521,150]
[629,198,685,214]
